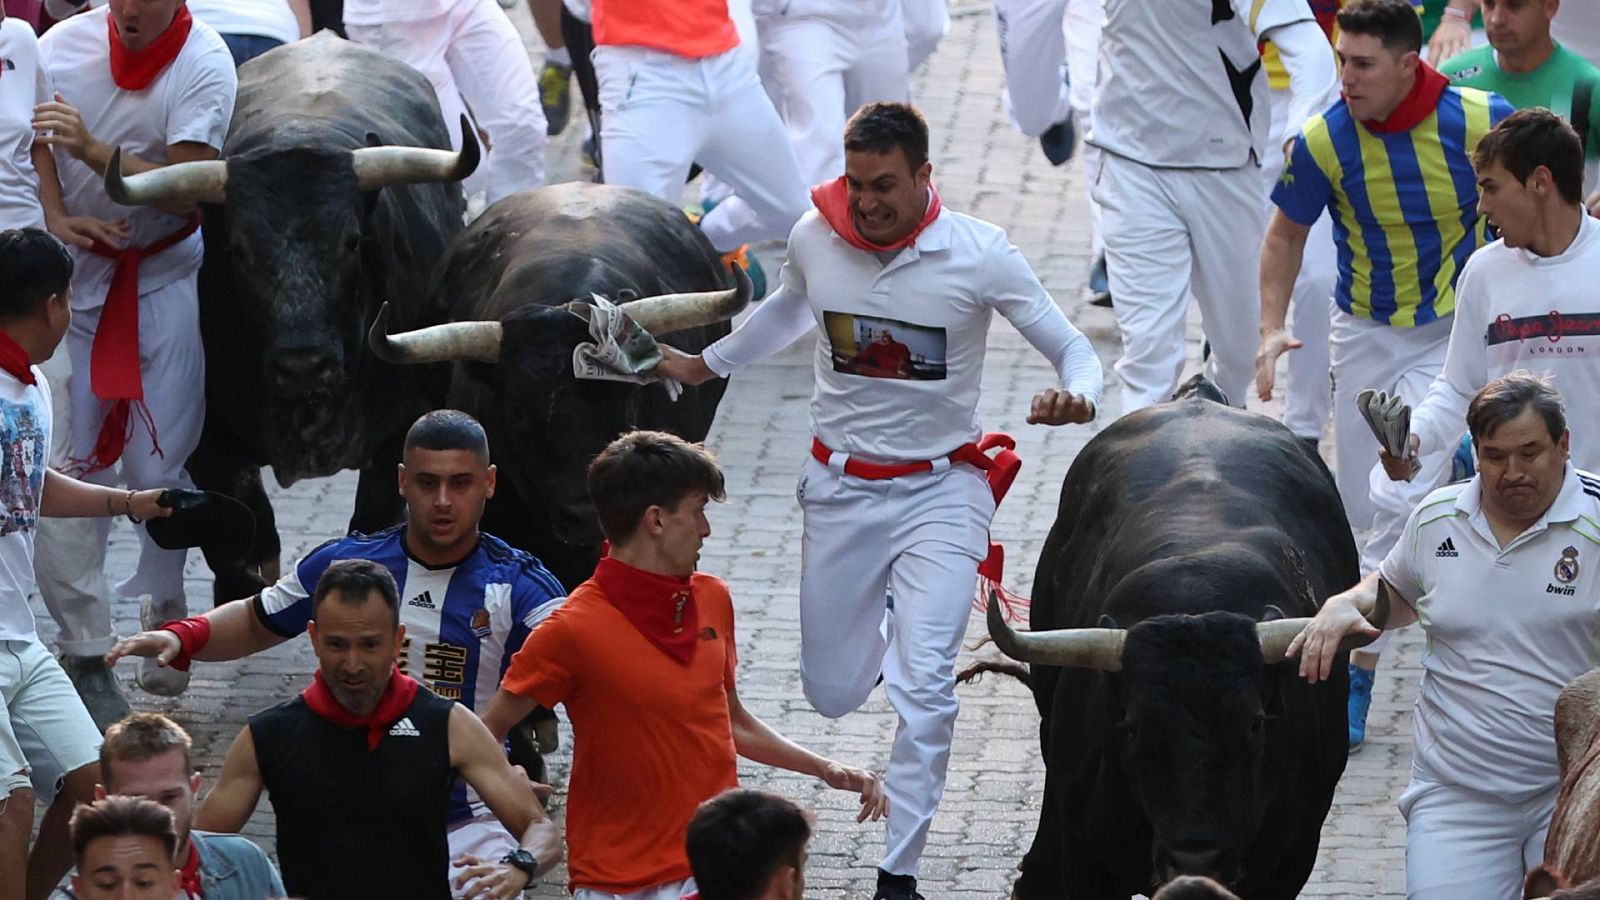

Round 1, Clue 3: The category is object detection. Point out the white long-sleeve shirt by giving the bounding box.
[703,207,1103,460]
[1411,213,1600,469]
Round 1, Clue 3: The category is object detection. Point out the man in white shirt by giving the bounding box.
[343,0,547,204]
[1383,110,1600,478]
[1092,0,1336,411]
[657,103,1103,900]
[187,0,310,66]
[1290,371,1600,900]
[34,0,236,708]
[0,229,173,900]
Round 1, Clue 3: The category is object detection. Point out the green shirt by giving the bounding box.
[1441,43,1600,159]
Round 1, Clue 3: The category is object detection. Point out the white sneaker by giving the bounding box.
[135,595,191,696]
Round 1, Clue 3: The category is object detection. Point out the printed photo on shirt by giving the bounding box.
[823,311,947,381]
[0,399,45,536]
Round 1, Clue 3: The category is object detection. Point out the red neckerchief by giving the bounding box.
[1358,62,1449,134]
[72,214,200,475]
[179,841,202,898]
[810,177,943,253]
[593,556,700,665]
[300,668,420,751]
[0,333,36,386]
[107,5,192,91]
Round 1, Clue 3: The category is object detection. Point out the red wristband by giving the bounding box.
[160,617,211,672]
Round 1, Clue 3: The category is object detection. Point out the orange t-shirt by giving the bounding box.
[591,0,739,59]
[500,574,739,894]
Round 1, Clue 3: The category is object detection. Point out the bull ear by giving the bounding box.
[1097,614,1119,629]
[1261,605,1286,622]
[365,131,383,148]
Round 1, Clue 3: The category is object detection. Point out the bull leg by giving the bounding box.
[349,433,406,535]
[1017,772,1127,900]
[188,434,281,605]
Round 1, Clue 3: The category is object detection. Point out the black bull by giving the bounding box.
[103,32,479,601]
[987,393,1364,900]
[369,182,745,589]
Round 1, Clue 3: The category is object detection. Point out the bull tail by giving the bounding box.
[1171,374,1229,405]
[957,658,1033,689]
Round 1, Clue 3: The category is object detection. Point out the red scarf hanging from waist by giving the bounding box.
[75,214,200,475]
[811,177,942,253]
[108,6,193,92]
[593,556,701,665]
[300,668,420,751]
[1358,62,1449,134]
[0,333,36,387]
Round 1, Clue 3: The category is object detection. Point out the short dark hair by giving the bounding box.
[587,430,725,544]
[100,713,193,786]
[844,102,930,171]
[70,796,177,866]
[405,409,490,463]
[1473,107,1585,206]
[311,558,401,626]
[685,789,812,900]
[1152,876,1242,900]
[0,228,73,321]
[1467,370,1567,443]
[1336,0,1423,55]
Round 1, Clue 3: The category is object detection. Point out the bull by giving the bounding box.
[367,182,748,588]
[1525,669,1600,898]
[985,385,1364,899]
[104,32,478,601]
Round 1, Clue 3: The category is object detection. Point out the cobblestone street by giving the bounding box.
[29,4,1424,896]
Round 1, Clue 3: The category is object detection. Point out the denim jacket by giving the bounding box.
[52,830,285,900]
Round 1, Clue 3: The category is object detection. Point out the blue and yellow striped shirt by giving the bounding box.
[1271,86,1513,327]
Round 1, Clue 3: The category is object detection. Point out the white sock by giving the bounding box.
[545,45,572,68]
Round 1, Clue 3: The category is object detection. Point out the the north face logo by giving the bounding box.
[388,717,420,737]
[1436,538,1459,558]
[407,591,436,610]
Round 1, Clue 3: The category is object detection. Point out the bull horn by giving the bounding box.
[986,596,1126,672]
[624,263,753,336]
[1257,618,1316,664]
[104,147,228,207]
[351,114,481,192]
[367,302,502,365]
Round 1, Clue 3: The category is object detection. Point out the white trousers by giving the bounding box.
[796,455,995,876]
[1326,310,1454,575]
[63,276,203,611]
[993,0,1104,257]
[33,351,112,657]
[594,44,809,252]
[902,0,949,71]
[1399,776,1556,900]
[573,878,695,900]
[1092,152,1264,411]
[446,813,519,899]
[347,0,548,204]
[756,10,910,187]
[1264,88,1334,441]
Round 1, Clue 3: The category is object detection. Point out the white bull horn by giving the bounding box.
[986,596,1126,672]
[351,114,481,192]
[104,147,228,207]
[1257,618,1316,664]
[623,263,753,336]
[367,302,502,365]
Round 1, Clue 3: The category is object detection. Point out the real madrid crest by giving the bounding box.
[1555,546,1581,584]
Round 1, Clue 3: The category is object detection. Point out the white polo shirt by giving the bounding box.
[1381,466,1600,802]
[702,208,1104,460]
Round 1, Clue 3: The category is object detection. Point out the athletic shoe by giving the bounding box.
[539,62,572,137]
[720,245,767,301]
[1451,432,1476,481]
[1348,662,1375,750]
[873,870,925,900]
[59,654,131,732]
[580,134,599,170]
[1088,252,1111,307]
[1039,114,1077,166]
[135,596,191,696]
[496,0,517,7]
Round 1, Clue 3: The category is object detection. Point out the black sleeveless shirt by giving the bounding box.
[250,686,456,900]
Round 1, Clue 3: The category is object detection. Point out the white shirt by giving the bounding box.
[342,0,457,26]
[1090,0,1314,168]
[187,0,300,46]
[0,366,51,642]
[750,0,897,25]
[1411,215,1600,468]
[703,207,1104,460]
[38,8,235,308]
[1381,466,1600,801]
[1552,1,1600,68]
[0,19,53,230]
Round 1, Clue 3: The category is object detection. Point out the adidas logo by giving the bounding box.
[1436,538,1459,558]
[388,717,420,737]
[407,590,436,610]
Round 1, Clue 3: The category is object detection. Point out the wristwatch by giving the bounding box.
[501,849,541,882]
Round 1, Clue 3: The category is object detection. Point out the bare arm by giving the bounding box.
[1255,210,1313,401]
[288,0,313,37]
[728,688,886,822]
[40,469,168,520]
[193,727,264,834]
[32,142,130,250]
[1285,572,1418,683]
[450,705,562,898]
[480,689,540,744]
[32,92,219,215]
[1428,0,1479,64]
[106,596,290,667]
